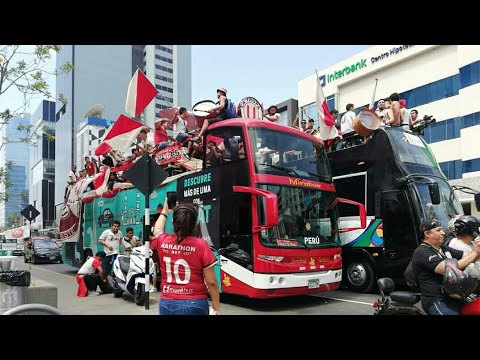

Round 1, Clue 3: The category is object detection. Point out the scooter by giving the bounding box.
[373,278,480,315]
[373,278,425,315]
[107,246,156,306]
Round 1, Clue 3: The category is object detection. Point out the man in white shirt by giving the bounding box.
[447,215,480,274]
[263,105,280,123]
[122,227,142,256]
[98,220,123,276]
[174,107,199,159]
[76,251,112,296]
[340,103,356,135]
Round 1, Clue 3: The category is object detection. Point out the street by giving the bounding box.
[25,261,378,315]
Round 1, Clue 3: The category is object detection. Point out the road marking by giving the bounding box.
[313,294,372,306]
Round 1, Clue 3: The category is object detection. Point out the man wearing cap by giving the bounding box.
[192,88,233,143]
[409,218,480,315]
[263,105,279,123]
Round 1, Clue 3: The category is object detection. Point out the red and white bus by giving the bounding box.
[179,119,365,298]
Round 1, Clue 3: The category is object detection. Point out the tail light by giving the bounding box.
[373,300,380,309]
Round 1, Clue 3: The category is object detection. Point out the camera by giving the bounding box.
[411,114,436,135]
[423,115,436,125]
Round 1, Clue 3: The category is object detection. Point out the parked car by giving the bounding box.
[24,237,63,264]
[98,208,114,228]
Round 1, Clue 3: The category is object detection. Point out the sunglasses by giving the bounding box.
[301,121,306,124]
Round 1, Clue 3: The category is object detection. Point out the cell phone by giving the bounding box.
[167,192,177,209]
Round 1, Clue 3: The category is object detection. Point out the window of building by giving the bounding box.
[156,45,173,54]
[155,54,173,64]
[460,60,480,88]
[155,64,173,74]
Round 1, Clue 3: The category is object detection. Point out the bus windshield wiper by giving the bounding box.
[296,239,310,251]
[259,163,304,180]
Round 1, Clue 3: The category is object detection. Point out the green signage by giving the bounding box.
[325,59,367,84]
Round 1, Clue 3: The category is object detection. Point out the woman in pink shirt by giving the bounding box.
[151,199,220,315]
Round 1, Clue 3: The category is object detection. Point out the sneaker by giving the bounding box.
[88,290,100,297]
[149,286,157,293]
[191,136,201,144]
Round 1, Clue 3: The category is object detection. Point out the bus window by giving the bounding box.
[249,127,331,182]
[206,127,246,168]
[334,174,366,217]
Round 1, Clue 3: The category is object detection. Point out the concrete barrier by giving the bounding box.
[24,278,58,315]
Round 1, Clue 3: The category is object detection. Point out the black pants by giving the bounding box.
[83,274,113,293]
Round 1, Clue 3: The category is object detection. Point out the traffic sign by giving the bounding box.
[20,205,40,222]
[123,153,168,196]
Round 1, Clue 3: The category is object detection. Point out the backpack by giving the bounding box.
[404,260,418,288]
[226,99,237,119]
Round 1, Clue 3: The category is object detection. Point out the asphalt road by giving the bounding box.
[24,261,378,315]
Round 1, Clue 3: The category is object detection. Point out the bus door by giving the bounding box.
[380,190,417,279]
[203,126,253,257]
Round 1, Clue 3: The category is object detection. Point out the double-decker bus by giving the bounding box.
[328,127,466,292]
[60,119,365,298]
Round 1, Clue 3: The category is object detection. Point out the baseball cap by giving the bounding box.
[419,218,442,238]
[217,88,227,95]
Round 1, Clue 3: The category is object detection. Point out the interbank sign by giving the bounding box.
[319,45,414,86]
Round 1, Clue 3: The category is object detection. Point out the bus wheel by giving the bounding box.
[345,260,374,293]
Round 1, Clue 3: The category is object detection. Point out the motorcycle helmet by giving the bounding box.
[442,258,478,300]
[454,215,480,237]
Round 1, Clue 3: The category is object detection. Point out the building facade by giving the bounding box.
[298,45,480,214]
[29,100,56,229]
[143,45,192,127]
[55,45,192,208]
[0,115,31,228]
[76,117,113,169]
[274,98,298,127]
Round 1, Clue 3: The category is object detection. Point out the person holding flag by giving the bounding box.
[314,70,339,151]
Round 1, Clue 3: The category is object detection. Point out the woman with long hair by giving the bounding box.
[151,198,220,315]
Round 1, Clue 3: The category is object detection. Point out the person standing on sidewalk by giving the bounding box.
[151,198,220,315]
[98,220,122,276]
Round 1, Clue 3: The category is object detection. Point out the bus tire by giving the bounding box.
[345,260,374,293]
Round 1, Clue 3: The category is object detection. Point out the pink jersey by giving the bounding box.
[151,234,216,300]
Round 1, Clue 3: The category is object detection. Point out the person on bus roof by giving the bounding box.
[263,105,280,123]
[192,88,235,144]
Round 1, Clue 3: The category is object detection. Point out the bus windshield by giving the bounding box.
[413,179,463,228]
[258,185,338,249]
[387,128,442,176]
[249,127,331,182]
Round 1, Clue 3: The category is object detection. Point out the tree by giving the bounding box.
[0,45,73,203]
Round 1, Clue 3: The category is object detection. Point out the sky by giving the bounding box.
[0,45,371,117]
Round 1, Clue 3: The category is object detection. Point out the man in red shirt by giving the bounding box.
[154,119,172,150]
[84,156,98,176]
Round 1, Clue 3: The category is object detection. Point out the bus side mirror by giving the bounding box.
[233,186,278,232]
[336,197,367,233]
[428,182,440,205]
[475,193,480,212]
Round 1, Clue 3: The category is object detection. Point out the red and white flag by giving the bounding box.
[369,78,379,111]
[93,166,110,195]
[125,69,159,118]
[96,114,144,154]
[315,70,338,141]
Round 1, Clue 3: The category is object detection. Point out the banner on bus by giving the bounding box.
[154,144,182,166]
[4,225,30,239]
[178,167,221,248]
[58,176,93,242]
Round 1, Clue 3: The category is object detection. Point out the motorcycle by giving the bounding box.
[373,278,480,315]
[107,246,156,306]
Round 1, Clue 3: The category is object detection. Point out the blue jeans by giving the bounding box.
[159,298,209,315]
[427,297,463,315]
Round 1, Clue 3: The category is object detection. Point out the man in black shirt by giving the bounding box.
[411,218,480,315]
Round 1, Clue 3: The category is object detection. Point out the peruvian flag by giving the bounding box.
[93,166,110,195]
[125,69,159,118]
[315,70,338,141]
[369,79,379,111]
[96,115,144,155]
